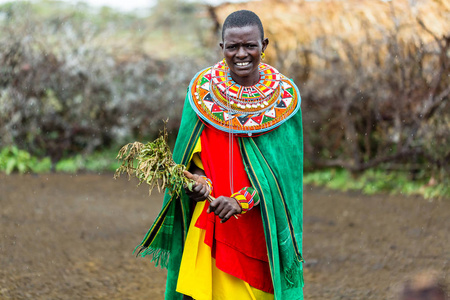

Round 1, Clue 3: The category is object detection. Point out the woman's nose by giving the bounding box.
[236,46,247,58]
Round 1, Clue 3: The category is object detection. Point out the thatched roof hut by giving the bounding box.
[212,0,449,69]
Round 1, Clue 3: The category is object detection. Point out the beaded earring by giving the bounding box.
[261,52,266,60]
[222,58,227,66]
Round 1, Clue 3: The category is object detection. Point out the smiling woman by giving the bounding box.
[134,10,304,300]
[220,24,268,86]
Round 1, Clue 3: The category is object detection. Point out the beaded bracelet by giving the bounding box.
[231,192,249,214]
[199,175,213,193]
[230,186,260,214]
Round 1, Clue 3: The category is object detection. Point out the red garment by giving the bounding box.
[194,125,274,293]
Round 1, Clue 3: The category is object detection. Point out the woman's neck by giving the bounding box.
[229,70,260,86]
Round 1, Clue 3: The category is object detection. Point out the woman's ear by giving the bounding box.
[262,38,269,52]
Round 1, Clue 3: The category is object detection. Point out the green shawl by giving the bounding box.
[135,81,304,300]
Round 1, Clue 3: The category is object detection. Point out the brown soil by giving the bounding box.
[0,173,448,299]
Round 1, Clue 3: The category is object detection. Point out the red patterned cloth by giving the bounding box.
[194,125,274,293]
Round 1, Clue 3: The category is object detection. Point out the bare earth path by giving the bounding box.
[0,173,448,299]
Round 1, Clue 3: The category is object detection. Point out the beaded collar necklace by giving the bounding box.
[189,60,300,136]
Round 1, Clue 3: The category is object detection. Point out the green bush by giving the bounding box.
[0,146,51,174]
[55,149,120,173]
[304,168,450,200]
[0,146,120,174]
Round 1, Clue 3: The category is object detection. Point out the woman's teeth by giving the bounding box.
[236,62,250,66]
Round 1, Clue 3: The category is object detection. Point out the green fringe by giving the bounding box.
[134,246,170,269]
[284,259,304,289]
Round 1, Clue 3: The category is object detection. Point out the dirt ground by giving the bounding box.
[0,173,448,299]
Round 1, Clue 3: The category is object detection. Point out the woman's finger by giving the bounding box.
[184,171,210,202]
[217,201,239,219]
[220,210,237,223]
[207,197,220,213]
[183,170,194,179]
[183,170,201,183]
[193,185,209,202]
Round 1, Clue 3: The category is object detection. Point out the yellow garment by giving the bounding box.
[189,139,203,170]
[176,201,274,300]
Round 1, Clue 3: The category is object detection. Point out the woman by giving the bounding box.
[135,10,304,300]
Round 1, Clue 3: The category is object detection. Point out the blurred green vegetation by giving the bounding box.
[2,143,447,199]
[0,145,119,174]
[0,146,51,174]
[54,149,120,173]
[304,169,450,200]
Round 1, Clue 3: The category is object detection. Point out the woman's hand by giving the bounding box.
[207,196,242,223]
[183,170,210,202]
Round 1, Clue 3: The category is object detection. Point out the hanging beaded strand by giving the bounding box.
[225,79,235,194]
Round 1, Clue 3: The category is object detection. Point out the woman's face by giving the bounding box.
[220,25,268,86]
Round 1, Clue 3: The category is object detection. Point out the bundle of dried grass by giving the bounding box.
[114,126,194,197]
[114,126,220,208]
